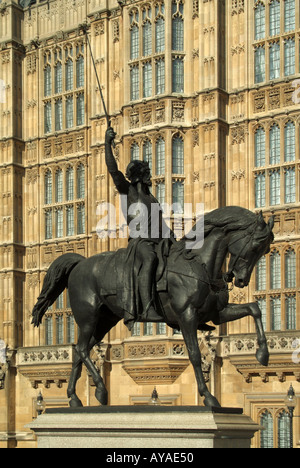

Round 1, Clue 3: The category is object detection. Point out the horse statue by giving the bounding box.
[32,206,274,408]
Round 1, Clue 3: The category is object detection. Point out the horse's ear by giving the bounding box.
[257,210,265,226]
[268,216,275,231]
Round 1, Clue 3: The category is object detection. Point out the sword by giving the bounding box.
[81,23,115,147]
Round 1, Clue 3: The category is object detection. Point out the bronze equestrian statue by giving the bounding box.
[32,131,274,408]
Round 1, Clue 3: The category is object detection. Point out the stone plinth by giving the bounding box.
[27,406,261,449]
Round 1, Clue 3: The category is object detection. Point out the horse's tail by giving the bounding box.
[31,253,85,328]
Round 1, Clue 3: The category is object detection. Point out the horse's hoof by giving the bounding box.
[69,395,83,408]
[95,387,108,406]
[203,394,221,408]
[256,346,269,367]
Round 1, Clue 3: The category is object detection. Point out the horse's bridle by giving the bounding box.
[224,222,259,284]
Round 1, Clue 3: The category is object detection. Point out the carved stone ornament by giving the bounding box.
[222,331,300,383]
[17,345,76,389]
[121,339,190,385]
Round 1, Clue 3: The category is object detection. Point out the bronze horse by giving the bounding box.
[32,206,274,408]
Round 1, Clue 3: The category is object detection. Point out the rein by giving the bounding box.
[225,220,259,281]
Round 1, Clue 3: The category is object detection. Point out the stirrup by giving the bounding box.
[139,301,163,322]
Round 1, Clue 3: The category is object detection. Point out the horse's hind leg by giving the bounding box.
[67,349,83,407]
[67,336,98,408]
[72,307,121,406]
[75,322,108,405]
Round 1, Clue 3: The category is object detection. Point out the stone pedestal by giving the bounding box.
[27,406,261,449]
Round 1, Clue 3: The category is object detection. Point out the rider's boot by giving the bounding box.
[141,300,162,322]
[138,280,162,322]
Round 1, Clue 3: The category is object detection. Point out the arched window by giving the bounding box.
[55,169,63,203]
[45,170,52,205]
[55,62,62,94]
[76,93,84,126]
[131,143,140,161]
[269,124,280,165]
[66,205,74,237]
[156,58,165,95]
[269,42,280,80]
[77,164,85,199]
[45,210,52,240]
[255,3,265,40]
[143,18,152,57]
[172,136,184,174]
[285,249,296,288]
[44,102,52,134]
[255,173,266,208]
[172,57,184,93]
[255,46,265,83]
[172,0,184,51]
[56,315,64,344]
[256,256,266,291]
[285,167,296,204]
[269,0,280,36]
[44,65,52,97]
[278,411,291,448]
[260,411,274,448]
[65,59,74,91]
[76,55,84,88]
[55,98,63,131]
[143,61,152,98]
[66,167,74,201]
[156,138,165,175]
[66,95,74,129]
[270,169,280,206]
[271,296,281,330]
[130,65,139,101]
[285,295,296,329]
[284,0,295,32]
[172,181,184,214]
[255,127,266,166]
[284,38,295,76]
[77,203,85,235]
[143,140,152,172]
[155,16,165,53]
[284,121,295,162]
[130,9,139,60]
[45,316,53,345]
[270,251,281,289]
[156,181,165,205]
[55,207,63,238]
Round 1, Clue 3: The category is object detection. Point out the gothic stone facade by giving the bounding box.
[0,0,299,448]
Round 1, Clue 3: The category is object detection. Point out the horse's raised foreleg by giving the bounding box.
[179,306,221,408]
[213,302,269,366]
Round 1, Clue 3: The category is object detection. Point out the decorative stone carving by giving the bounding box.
[222,332,300,383]
[172,101,185,122]
[121,339,189,385]
[17,345,75,389]
[231,124,245,145]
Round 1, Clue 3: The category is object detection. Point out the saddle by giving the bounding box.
[99,238,216,332]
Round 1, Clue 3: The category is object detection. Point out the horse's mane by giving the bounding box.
[173,206,269,256]
[202,206,257,237]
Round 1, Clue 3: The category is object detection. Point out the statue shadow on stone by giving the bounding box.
[32,204,274,409]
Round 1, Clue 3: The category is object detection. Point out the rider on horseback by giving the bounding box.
[105,127,171,324]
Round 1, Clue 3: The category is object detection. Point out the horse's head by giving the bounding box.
[226,211,274,289]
